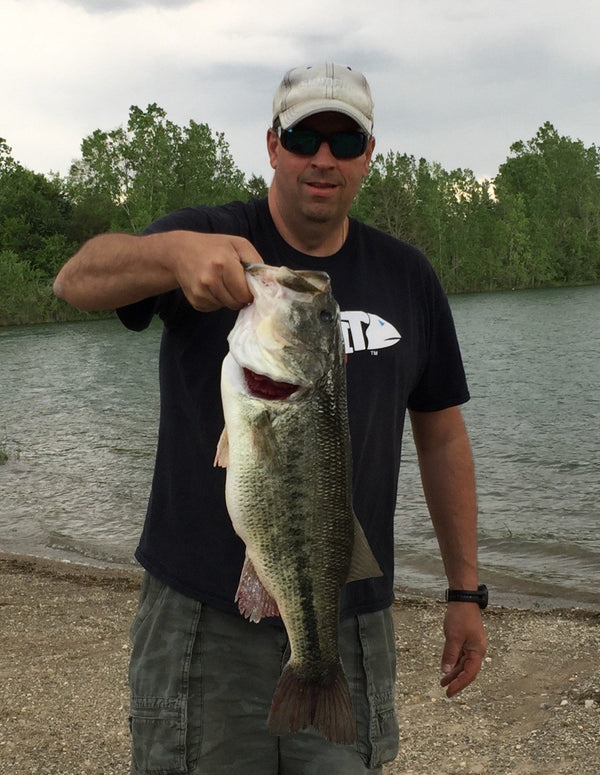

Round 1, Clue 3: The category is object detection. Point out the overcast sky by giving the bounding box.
[2,0,599,186]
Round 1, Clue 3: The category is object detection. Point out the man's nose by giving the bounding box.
[310,139,337,166]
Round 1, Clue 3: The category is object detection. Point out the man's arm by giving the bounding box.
[53,230,263,312]
[409,406,487,698]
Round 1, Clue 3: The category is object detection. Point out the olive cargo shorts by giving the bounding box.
[129,573,399,774]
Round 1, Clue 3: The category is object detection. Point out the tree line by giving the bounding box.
[1,104,598,324]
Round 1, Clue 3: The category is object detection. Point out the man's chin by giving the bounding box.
[301,202,338,225]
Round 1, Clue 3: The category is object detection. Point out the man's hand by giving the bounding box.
[440,603,487,697]
[170,232,264,311]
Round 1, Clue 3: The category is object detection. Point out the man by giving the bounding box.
[54,63,487,774]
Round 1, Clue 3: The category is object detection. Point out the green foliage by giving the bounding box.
[67,104,249,233]
[0,250,47,324]
[0,108,259,324]
[0,168,73,263]
[354,123,599,292]
[0,116,598,327]
[353,155,506,291]
[495,122,600,285]
[246,174,269,200]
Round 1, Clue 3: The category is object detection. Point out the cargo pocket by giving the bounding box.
[129,575,202,774]
[356,608,399,768]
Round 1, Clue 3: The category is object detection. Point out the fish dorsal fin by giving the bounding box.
[346,515,383,583]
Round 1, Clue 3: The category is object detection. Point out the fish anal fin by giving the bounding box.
[346,515,383,583]
[267,661,357,744]
[235,553,279,623]
[214,427,229,468]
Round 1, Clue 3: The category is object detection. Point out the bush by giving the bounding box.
[0,250,47,324]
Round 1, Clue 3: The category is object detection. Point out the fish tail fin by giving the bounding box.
[267,662,357,744]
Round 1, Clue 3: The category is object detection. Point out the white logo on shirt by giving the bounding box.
[340,311,402,354]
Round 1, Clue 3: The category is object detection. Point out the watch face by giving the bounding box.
[479,584,489,608]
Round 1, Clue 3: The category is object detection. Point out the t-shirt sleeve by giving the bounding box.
[406,266,470,412]
[116,295,158,331]
[115,206,231,332]
[115,200,258,331]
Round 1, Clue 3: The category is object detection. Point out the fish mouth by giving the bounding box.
[243,368,300,400]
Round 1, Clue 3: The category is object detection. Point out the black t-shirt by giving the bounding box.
[118,197,469,618]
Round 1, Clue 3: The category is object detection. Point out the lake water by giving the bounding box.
[0,286,598,610]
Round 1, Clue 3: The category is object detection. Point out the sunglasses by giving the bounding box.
[277,126,369,159]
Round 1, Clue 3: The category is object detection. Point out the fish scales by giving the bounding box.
[226,379,352,669]
[215,263,382,744]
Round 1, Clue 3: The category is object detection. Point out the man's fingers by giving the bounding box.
[216,237,265,308]
[220,249,257,308]
[177,234,265,311]
[440,604,487,698]
[440,652,483,697]
[233,236,264,267]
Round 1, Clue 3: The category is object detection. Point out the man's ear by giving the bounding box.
[267,127,279,170]
[363,135,376,176]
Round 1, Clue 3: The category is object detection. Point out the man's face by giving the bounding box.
[267,111,375,227]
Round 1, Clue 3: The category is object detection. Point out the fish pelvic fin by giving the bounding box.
[235,553,279,623]
[267,661,357,745]
[346,515,383,584]
[213,427,229,468]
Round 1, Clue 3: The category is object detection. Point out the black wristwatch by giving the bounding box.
[445,584,488,609]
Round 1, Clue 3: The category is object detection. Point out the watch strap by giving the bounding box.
[445,584,488,609]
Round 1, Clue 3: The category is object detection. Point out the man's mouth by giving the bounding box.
[307,181,336,188]
[304,180,339,196]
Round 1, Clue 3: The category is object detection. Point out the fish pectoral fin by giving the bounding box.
[252,411,279,468]
[213,427,229,468]
[235,552,280,623]
[346,515,383,583]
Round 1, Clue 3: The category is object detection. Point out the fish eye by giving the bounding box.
[319,309,334,324]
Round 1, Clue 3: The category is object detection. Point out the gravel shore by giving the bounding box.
[1,554,598,775]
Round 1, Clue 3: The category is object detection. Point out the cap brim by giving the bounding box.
[277,99,373,135]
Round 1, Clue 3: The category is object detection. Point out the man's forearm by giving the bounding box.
[410,407,487,697]
[409,407,479,589]
[53,232,179,311]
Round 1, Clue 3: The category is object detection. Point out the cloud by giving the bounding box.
[1,0,598,183]
[61,0,199,12]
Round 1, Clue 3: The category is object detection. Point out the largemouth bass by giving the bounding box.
[215,263,382,744]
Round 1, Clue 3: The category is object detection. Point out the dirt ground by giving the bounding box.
[0,554,598,775]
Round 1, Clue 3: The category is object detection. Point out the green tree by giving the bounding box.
[68,105,248,234]
[495,122,600,285]
[0,250,45,324]
[169,119,246,211]
[354,154,503,292]
[353,152,418,241]
[0,165,75,277]
[245,174,269,200]
[0,138,19,175]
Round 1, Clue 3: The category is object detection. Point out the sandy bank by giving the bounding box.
[0,554,598,774]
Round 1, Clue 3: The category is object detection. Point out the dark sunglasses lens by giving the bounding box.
[329,132,368,158]
[281,129,367,158]
[281,129,320,155]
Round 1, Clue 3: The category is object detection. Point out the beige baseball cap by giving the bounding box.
[273,63,374,135]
